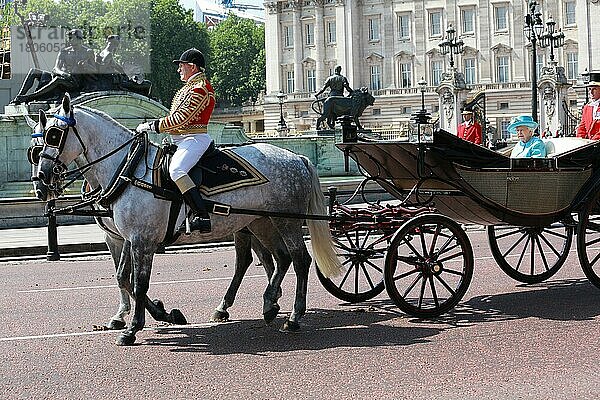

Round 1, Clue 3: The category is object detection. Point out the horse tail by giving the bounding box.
[301,156,342,278]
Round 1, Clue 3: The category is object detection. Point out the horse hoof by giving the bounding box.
[263,304,280,324]
[212,309,229,322]
[116,332,136,346]
[280,319,301,333]
[105,319,126,330]
[152,298,165,311]
[169,309,187,325]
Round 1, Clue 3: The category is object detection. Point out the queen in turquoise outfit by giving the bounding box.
[508,115,547,158]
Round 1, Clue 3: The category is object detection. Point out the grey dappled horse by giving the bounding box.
[32,94,341,346]
[27,115,280,329]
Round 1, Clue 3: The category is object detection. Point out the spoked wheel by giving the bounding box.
[577,192,600,289]
[384,214,474,318]
[488,223,573,284]
[316,227,391,303]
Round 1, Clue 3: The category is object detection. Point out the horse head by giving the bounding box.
[33,93,82,200]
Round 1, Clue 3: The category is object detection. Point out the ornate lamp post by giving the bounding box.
[276,91,288,134]
[582,68,590,104]
[438,24,464,70]
[523,0,545,122]
[411,78,433,142]
[539,15,565,65]
[411,78,434,176]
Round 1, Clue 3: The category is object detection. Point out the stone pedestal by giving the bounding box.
[3,102,54,116]
[436,70,469,135]
[538,64,570,137]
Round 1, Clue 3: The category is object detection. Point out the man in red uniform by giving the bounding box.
[457,106,482,145]
[136,48,215,233]
[576,71,600,140]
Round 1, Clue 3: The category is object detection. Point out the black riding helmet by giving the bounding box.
[173,48,205,71]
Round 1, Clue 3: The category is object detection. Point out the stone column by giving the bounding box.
[264,1,281,95]
[538,64,570,137]
[436,71,469,134]
[292,1,303,92]
[315,0,325,87]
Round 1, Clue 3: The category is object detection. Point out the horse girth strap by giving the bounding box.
[203,200,333,221]
[119,176,333,222]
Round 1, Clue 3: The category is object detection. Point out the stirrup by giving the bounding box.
[189,216,211,233]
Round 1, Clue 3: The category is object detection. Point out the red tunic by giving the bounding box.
[576,102,600,140]
[158,73,215,135]
[457,121,482,145]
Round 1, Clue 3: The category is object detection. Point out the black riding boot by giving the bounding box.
[182,188,211,233]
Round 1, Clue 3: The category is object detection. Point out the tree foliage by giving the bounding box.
[2,0,265,107]
[148,0,209,105]
[209,14,265,107]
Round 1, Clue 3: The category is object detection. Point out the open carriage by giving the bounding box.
[318,129,600,318]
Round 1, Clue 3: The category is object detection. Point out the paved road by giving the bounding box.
[1,230,600,399]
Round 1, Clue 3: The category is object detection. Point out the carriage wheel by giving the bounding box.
[488,223,573,284]
[384,214,473,318]
[577,192,600,289]
[316,227,390,303]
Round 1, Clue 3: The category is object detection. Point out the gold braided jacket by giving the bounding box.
[158,73,215,135]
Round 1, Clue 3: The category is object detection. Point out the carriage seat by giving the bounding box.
[543,137,594,157]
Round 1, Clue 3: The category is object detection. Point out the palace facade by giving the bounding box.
[261,0,599,137]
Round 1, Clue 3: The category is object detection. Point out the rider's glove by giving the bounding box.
[135,121,157,133]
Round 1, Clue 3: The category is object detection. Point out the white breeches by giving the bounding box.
[169,133,212,182]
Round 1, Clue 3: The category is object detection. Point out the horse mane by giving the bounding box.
[76,105,134,135]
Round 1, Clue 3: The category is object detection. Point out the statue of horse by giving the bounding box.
[31,94,342,346]
[313,87,375,130]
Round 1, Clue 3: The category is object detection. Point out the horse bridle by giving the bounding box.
[28,109,144,195]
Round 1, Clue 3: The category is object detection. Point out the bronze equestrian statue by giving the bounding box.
[313,87,375,130]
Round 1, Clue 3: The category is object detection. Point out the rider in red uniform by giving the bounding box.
[577,71,600,140]
[457,107,482,145]
[136,48,215,233]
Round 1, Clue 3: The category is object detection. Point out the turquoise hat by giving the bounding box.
[507,115,538,135]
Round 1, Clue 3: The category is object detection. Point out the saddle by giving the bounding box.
[152,141,269,199]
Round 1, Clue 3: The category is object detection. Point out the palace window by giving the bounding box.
[327,20,336,44]
[464,58,476,84]
[494,5,508,32]
[400,62,412,88]
[398,13,411,40]
[431,60,443,86]
[307,69,316,92]
[287,70,295,93]
[429,11,442,37]
[564,1,576,26]
[461,8,475,34]
[566,52,578,80]
[368,17,380,41]
[497,55,510,83]
[284,25,293,48]
[305,23,314,46]
[370,65,382,90]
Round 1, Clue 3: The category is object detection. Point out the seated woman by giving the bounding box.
[509,115,547,158]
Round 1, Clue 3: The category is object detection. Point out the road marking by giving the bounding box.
[0,322,225,343]
[18,274,268,294]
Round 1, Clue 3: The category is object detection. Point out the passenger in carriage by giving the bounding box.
[508,115,547,158]
[457,106,482,145]
[576,71,600,140]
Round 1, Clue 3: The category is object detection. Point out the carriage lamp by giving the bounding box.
[438,24,464,70]
[524,0,545,122]
[409,78,433,144]
[582,68,590,104]
[539,15,564,65]
[276,91,288,135]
